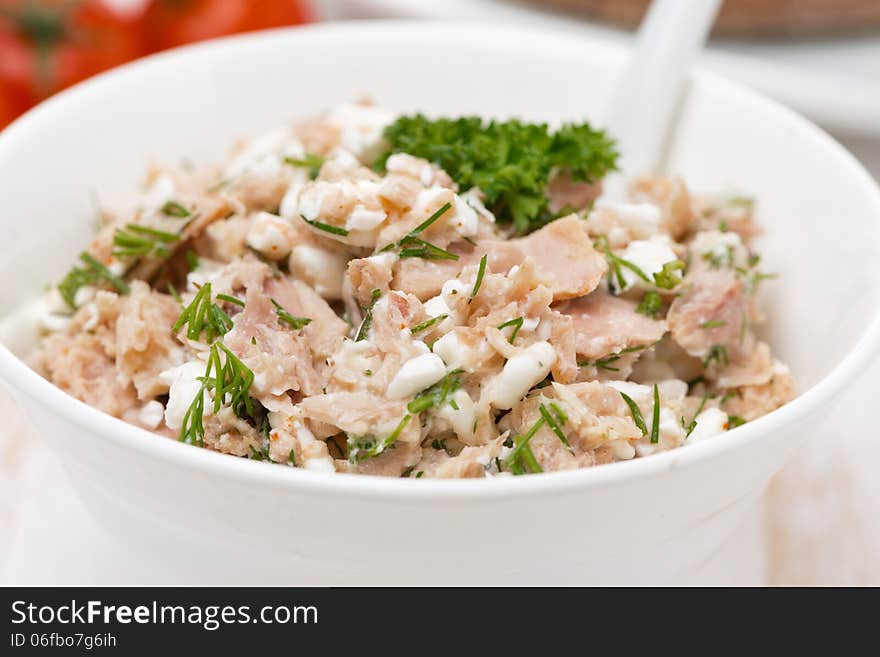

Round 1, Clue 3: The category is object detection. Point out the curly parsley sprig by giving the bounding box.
[379,115,618,234]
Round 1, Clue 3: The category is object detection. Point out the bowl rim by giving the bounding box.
[1,20,879,501]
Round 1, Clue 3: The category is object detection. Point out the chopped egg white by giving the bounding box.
[137,400,165,430]
[224,127,304,179]
[423,294,451,318]
[346,204,387,232]
[451,193,479,237]
[385,152,437,186]
[595,201,662,239]
[690,229,748,268]
[245,211,293,260]
[386,353,447,399]
[489,341,556,410]
[289,244,348,299]
[278,183,304,221]
[687,407,729,444]
[616,235,679,291]
[433,389,478,443]
[327,103,396,164]
[160,361,208,431]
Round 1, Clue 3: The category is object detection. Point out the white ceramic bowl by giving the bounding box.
[1,22,879,585]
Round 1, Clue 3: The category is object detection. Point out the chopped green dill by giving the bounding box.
[186,249,199,272]
[167,283,182,303]
[410,202,452,235]
[379,203,458,261]
[347,414,412,463]
[700,319,727,329]
[407,370,462,414]
[470,254,488,302]
[650,384,661,444]
[415,471,424,478]
[397,236,459,261]
[288,449,297,466]
[161,200,191,218]
[548,402,568,424]
[719,391,735,405]
[431,438,447,451]
[684,392,710,438]
[410,314,448,335]
[216,293,245,307]
[172,282,233,342]
[271,299,312,330]
[57,252,130,309]
[179,342,255,446]
[619,391,648,436]
[506,415,546,475]
[636,290,663,318]
[726,195,754,211]
[539,403,573,454]
[727,415,746,428]
[301,214,349,236]
[497,316,524,344]
[702,246,735,269]
[112,223,180,258]
[380,115,618,234]
[595,235,649,292]
[653,260,685,289]
[703,344,729,369]
[364,369,373,377]
[593,354,620,371]
[355,288,382,341]
[284,153,325,179]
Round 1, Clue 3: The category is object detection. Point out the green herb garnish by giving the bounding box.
[636,290,663,318]
[284,153,325,179]
[271,299,311,330]
[57,252,130,309]
[407,370,462,414]
[355,288,382,341]
[471,253,488,302]
[684,392,710,438]
[347,414,412,463]
[497,317,524,344]
[411,314,448,335]
[727,415,746,428]
[703,344,729,369]
[506,415,547,475]
[216,293,245,307]
[161,200,191,218]
[700,319,727,329]
[538,403,573,454]
[112,223,180,258]
[172,282,233,342]
[650,384,661,444]
[301,215,349,236]
[380,115,617,234]
[619,391,648,436]
[653,260,685,289]
[179,342,255,446]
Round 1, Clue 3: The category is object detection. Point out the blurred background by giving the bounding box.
[2,0,879,585]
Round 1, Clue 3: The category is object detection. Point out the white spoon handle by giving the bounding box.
[602,0,722,202]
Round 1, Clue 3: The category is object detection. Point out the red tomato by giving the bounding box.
[142,0,313,51]
[0,1,313,130]
[0,0,146,129]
